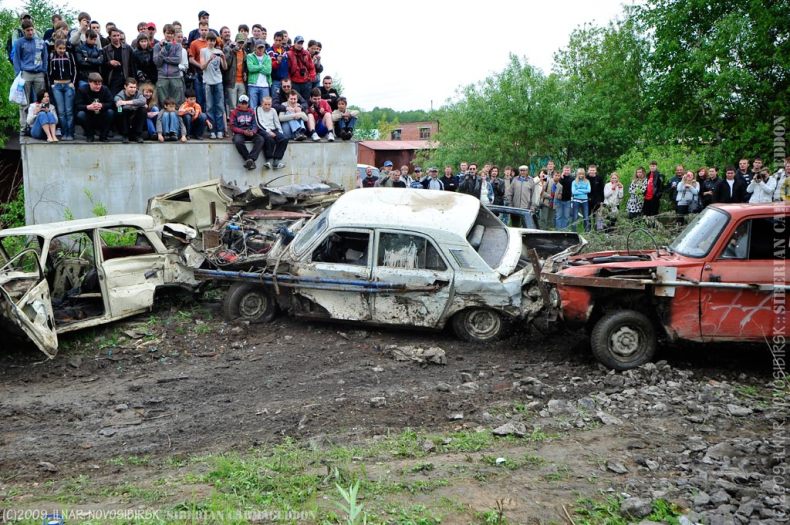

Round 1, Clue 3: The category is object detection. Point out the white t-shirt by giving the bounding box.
[253,55,269,88]
[201,47,224,85]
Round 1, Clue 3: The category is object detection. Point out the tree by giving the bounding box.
[426,54,567,169]
[634,0,790,162]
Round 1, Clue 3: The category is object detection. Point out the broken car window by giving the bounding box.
[721,218,789,260]
[377,233,447,271]
[0,235,43,272]
[98,227,156,261]
[312,231,370,265]
[293,208,330,255]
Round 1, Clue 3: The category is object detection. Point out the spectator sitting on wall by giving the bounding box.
[75,72,114,141]
[307,88,334,142]
[140,82,159,139]
[229,94,264,170]
[26,89,58,142]
[178,88,209,139]
[331,96,357,140]
[273,77,305,113]
[114,77,146,143]
[156,97,186,142]
[255,96,288,169]
[278,90,308,140]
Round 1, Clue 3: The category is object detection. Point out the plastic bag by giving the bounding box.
[9,73,27,105]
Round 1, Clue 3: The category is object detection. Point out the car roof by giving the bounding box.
[0,214,157,237]
[710,202,789,218]
[328,188,479,239]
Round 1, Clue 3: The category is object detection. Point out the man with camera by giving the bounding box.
[747,167,777,203]
[287,35,315,102]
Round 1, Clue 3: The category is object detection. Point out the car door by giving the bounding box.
[371,230,453,327]
[295,228,374,320]
[96,227,166,319]
[0,248,59,357]
[700,216,788,341]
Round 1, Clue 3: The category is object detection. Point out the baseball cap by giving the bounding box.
[414,167,422,172]
[238,95,249,103]
[518,165,529,171]
[429,167,438,172]
[235,33,245,43]
[383,160,393,167]
[198,10,209,17]
[147,22,156,30]
[255,39,266,48]
[294,35,305,43]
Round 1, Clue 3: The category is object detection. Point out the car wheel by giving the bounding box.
[222,283,277,324]
[590,309,656,370]
[452,308,507,343]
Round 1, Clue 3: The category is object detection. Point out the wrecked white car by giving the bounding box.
[198,188,582,342]
[0,215,198,357]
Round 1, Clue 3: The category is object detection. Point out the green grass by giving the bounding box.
[574,497,681,525]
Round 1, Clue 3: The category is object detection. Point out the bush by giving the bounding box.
[0,187,25,228]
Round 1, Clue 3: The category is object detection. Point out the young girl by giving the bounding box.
[140,82,159,140]
[26,90,59,142]
[47,39,76,140]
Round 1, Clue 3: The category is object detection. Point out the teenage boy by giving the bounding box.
[246,39,272,111]
[230,94,264,170]
[200,33,226,139]
[114,77,146,142]
[307,88,334,141]
[153,24,185,106]
[178,88,208,139]
[12,19,48,131]
[331,97,358,140]
[255,96,288,169]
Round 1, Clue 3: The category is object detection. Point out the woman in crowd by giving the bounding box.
[626,167,648,219]
[570,168,591,231]
[26,90,59,142]
[47,39,76,141]
[490,166,506,206]
[478,169,494,205]
[541,171,562,230]
[602,172,624,230]
[675,170,700,221]
[141,82,159,140]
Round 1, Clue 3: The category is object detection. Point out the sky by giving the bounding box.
[8,0,632,111]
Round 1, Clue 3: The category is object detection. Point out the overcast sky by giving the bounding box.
[9,0,632,110]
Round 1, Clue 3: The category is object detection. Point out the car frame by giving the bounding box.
[542,203,789,369]
[0,215,199,357]
[199,188,582,341]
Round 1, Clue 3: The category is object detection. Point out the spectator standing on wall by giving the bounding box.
[68,12,91,48]
[267,31,289,100]
[223,32,246,112]
[187,11,216,45]
[75,30,104,88]
[246,40,272,111]
[103,27,133,96]
[12,19,48,133]
[153,24,185,106]
[188,22,210,109]
[200,33,226,139]
[48,38,76,141]
[132,34,157,84]
[308,40,323,91]
[287,35,315,102]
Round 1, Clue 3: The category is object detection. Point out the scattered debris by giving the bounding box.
[385,345,447,365]
[492,421,527,437]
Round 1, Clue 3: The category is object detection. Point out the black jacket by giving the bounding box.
[588,175,604,211]
[75,84,114,113]
[713,178,747,204]
[273,89,307,113]
[439,175,459,192]
[132,47,157,83]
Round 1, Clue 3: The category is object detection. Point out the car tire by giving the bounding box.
[590,309,656,370]
[452,308,507,343]
[222,283,277,324]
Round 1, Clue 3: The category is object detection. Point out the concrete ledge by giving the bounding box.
[22,140,357,224]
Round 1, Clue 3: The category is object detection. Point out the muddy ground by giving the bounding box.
[0,298,786,524]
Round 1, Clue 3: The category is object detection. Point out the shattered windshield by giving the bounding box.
[670,207,729,258]
[0,235,43,272]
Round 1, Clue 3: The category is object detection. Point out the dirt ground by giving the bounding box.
[0,298,783,523]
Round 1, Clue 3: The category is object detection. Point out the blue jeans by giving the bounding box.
[160,111,181,136]
[570,200,590,232]
[282,118,306,139]
[271,80,282,101]
[51,83,75,137]
[31,111,57,139]
[555,200,572,230]
[247,85,270,112]
[204,82,225,134]
[182,113,207,138]
[335,116,357,134]
[193,74,206,110]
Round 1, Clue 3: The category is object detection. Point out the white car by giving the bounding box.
[203,188,582,342]
[0,215,198,357]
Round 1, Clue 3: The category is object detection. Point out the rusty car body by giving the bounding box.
[0,215,199,357]
[542,203,789,369]
[199,188,582,342]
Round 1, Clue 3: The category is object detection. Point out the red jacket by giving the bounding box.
[287,47,315,84]
[308,98,332,121]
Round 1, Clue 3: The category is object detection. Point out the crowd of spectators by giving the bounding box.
[8,10,359,169]
[359,157,790,231]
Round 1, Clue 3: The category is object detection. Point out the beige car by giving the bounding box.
[0,215,199,357]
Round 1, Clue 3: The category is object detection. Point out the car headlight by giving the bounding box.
[549,287,560,308]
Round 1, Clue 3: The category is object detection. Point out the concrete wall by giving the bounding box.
[21,140,357,224]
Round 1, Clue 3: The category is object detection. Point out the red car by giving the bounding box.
[542,203,789,369]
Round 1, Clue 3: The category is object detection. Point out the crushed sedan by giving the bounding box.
[196,188,583,342]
